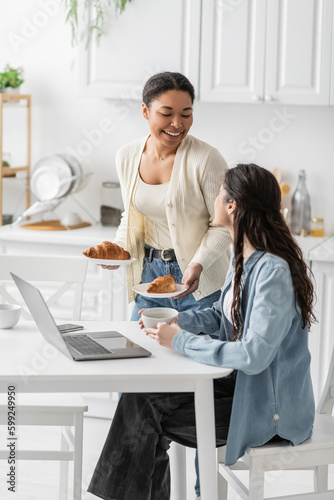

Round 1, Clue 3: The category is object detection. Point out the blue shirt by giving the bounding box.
[172,250,315,465]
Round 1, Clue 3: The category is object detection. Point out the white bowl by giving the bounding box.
[0,304,21,329]
[61,212,82,227]
[141,307,178,329]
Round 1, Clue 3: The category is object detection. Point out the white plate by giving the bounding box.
[83,257,136,266]
[31,156,73,200]
[132,283,187,298]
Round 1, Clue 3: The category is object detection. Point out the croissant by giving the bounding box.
[147,274,176,293]
[83,241,130,260]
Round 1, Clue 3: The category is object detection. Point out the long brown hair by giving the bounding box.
[223,164,316,340]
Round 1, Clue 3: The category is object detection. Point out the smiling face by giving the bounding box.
[142,90,193,149]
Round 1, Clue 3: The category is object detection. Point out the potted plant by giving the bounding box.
[0,65,24,94]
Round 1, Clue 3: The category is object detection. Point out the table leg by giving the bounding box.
[169,441,187,500]
[195,378,218,500]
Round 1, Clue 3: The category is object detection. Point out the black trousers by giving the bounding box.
[88,376,236,500]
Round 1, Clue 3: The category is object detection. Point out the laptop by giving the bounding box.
[11,273,151,361]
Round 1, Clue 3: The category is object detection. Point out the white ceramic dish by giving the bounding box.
[61,212,82,226]
[0,304,21,329]
[141,307,179,329]
[31,156,73,201]
[83,256,136,266]
[132,283,186,298]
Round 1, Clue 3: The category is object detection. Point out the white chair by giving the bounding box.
[217,346,334,500]
[0,254,89,500]
[0,254,88,321]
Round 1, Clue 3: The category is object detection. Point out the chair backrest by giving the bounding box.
[316,344,334,415]
[0,254,88,321]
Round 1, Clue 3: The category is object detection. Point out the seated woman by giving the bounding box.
[88,163,316,500]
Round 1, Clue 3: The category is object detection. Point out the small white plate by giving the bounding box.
[83,257,136,266]
[132,283,187,298]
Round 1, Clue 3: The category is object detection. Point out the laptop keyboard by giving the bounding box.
[64,334,111,355]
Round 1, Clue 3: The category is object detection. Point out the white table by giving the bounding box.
[0,320,232,500]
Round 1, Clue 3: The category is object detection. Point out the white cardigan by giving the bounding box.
[114,134,232,302]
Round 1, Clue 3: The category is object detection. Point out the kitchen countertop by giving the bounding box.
[0,223,117,246]
[294,235,328,260]
[309,235,334,262]
[0,224,330,261]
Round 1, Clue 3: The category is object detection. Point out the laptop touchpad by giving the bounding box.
[97,337,130,350]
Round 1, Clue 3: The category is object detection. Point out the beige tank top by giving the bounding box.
[133,175,173,249]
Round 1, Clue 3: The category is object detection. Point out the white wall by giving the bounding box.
[1,0,334,234]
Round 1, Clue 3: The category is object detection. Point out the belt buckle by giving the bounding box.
[161,248,173,262]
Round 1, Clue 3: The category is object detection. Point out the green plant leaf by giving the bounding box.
[62,0,132,47]
[0,65,24,89]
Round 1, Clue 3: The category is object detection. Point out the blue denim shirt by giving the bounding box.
[172,250,315,465]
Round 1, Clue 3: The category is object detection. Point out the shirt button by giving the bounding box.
[175,242,179,246]
[180,259,185,263]
[196,291,201,296]
[273,413,280,421]
[167,202,172,207]
[171,222,175,226]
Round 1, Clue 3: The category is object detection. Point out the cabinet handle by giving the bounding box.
[252,94,262,102]
[264,95,274,102]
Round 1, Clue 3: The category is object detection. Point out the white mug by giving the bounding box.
[141,307,178,329]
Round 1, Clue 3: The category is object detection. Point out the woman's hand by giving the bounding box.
[138,308,147,329]
[98,265,120,270]
[144,317,181,349]
[174,262,203,299]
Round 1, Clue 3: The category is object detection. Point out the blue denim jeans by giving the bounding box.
[87,377,235,500]
[131,248,221,496]
[131,248,221,321]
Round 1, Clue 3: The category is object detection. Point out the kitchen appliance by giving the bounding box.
[100,181,123,226]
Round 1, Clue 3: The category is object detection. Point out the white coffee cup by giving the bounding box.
[141,307,178,329]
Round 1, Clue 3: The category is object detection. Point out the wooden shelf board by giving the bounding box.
[1,166,29,177]
[0,94,30,101]
[21,220,91,231]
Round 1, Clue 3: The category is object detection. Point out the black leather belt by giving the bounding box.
[144,246,177,262]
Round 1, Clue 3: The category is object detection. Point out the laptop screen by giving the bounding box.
[10,273,72,359]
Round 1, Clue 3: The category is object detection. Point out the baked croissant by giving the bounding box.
[147,274,176,293]
[83,241,130,260]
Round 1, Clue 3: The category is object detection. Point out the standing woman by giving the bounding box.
[88,164,315,500]
[103,72,231,321]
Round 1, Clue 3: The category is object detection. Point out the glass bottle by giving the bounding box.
[290,170,311,236]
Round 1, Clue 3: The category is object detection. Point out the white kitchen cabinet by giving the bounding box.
[78,0,201,99]
[331,1,334,105]
[200,0,333,105]
[200,0,267,103]
[309,237,334,404]
[265,0,333,105]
